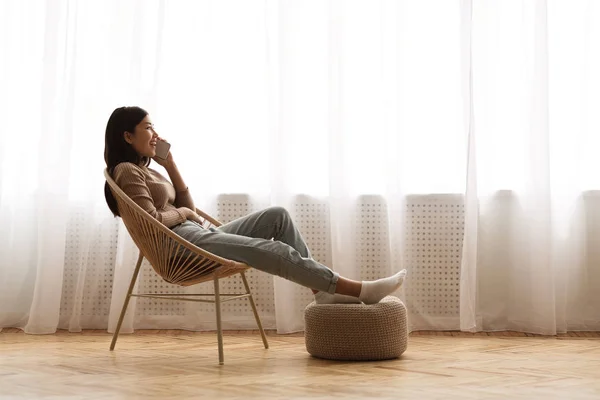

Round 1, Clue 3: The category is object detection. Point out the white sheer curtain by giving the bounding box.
[1,0,598,335]
[461,0,600,334]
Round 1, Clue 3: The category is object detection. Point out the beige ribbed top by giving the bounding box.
[113,162,195,228]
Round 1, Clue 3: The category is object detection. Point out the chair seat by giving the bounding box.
[304,296,408,361]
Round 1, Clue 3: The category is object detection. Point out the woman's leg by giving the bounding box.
[174,222,338,294]
[202,207,407,304]
[216,206,312,258]
[215,207,362,301]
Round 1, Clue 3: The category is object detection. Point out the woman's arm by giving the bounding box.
[163,158,186,192]
[113,162,195,227]
[165,160,196,210]
[153,139,196,211]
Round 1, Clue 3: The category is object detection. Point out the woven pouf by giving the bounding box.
[304,296,408,361]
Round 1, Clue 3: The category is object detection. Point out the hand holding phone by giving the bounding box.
[154,139,171,160]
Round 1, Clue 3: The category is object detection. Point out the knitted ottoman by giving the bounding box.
[304,296,408,361]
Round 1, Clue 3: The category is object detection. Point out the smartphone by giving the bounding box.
[155,140,171,160]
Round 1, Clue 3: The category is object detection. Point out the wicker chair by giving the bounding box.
[104,169,268,364]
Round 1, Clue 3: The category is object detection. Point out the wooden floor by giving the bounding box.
[1,329,599,400]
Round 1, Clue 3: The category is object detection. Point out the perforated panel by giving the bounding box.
[291,196,332,309]
[293,196,331,266]
[135,260,186,316]
[60,204,119,329]
[403,195,464,319]
[356,196,391,281]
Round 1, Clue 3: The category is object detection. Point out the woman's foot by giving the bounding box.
[358,269,407,304]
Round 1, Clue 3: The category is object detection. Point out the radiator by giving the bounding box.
[59,194,466,331]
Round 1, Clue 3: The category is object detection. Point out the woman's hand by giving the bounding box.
[152,137,174,168]
[181,207,204,225]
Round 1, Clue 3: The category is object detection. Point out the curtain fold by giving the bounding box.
[1,0,598,335]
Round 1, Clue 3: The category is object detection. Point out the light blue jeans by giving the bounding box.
[171,206,339,294]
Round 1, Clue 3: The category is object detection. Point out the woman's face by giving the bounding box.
[124,115,158,158]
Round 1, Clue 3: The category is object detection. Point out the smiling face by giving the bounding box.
[123,115,158,158]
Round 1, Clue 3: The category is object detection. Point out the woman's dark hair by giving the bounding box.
[104,106,150,217]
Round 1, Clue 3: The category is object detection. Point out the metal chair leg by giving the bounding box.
[110,252,144,351]
[214,277,224,365]
[240,272,269,349]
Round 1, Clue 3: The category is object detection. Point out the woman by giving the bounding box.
[104,106,406,305]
